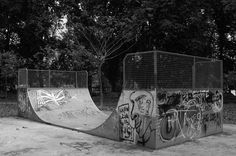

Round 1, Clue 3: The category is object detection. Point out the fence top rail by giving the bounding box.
[18,68,88,74]
[124,50,221,62]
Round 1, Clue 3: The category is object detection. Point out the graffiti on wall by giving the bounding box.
[157,90,223,142]
[118,90,223,146]
[118,103,134,141]
[158,91,202,141]
[201,90,223,134]
[119,91,156,145]
[36,89,71,111]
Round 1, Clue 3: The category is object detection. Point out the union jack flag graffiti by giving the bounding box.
[36,89,70,110]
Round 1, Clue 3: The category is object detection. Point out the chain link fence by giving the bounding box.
[195,61,222,88]
[124,52,155,89]
[123,50,223,90]
[0,73,17,100]
[18,69,88,88]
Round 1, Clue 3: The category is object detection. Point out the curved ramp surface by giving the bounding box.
[27,88,109,130]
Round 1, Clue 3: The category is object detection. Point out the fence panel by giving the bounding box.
[156,52,194,89]
[124,52,155,89]
[123,51,222,90]
[18,69,88,88]
[195,61,222,89]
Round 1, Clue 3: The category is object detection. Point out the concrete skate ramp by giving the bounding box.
[27,88,110,130]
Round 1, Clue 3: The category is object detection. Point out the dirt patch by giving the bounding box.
[3,148,40,156]
[223,103,236,124]
[0,104,18,117]
[60,142,93,151]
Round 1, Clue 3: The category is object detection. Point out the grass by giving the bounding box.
[223,103,236,124]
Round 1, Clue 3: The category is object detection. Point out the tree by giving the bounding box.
[58,0,144,107]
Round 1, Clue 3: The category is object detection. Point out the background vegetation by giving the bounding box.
[0,0,236,96]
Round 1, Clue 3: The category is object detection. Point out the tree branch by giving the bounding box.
[106,35,135,57]
[105,40,136,60]
[77,28,100,56]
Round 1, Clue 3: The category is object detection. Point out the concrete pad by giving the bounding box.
[0,117,236,156]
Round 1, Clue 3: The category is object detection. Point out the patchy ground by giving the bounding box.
[1,94,236,155]
[224,103,236,124]
[0,117,236,156]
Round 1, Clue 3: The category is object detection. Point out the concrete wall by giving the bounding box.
[156,89,223,149]
[117,89,223,149]
[117,90,158,148]
[18,88,42,121]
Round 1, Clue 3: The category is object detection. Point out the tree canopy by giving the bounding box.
[0,0,235,90]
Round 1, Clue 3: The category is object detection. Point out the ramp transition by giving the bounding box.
[18,87,120,140]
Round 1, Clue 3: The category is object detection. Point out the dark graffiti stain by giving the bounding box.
[60,142,92,151]
[158,90,223,142]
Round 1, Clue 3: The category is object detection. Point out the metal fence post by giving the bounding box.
[192,57,196,89]
[17,69,19,87]
[26,68,28,88]
[5,74,7,98]
[49,70,51,87]
[154,51,157,89]
[76,72,78,88]
[86,71,88,88]
[221,60,223,89]
[123,56,126,89]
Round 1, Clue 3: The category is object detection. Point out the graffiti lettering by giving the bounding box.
[159,105,202,141]
[118,103,134,141]
[158,90,223,142]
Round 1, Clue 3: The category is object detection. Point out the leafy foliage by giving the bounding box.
[0,0,235,91]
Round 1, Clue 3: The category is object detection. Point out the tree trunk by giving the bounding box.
[98,62,104,108]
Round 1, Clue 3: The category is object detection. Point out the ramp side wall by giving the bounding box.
[116,90,158,149]
[116,89,223,149]
[155,89,223,149]
[86,110,120,141]
[18,88,42,121]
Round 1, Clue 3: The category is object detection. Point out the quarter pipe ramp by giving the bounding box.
[18,87,120,140]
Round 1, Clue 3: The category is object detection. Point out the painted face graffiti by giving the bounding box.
[130,91,154,116]
[129,91,155,144]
